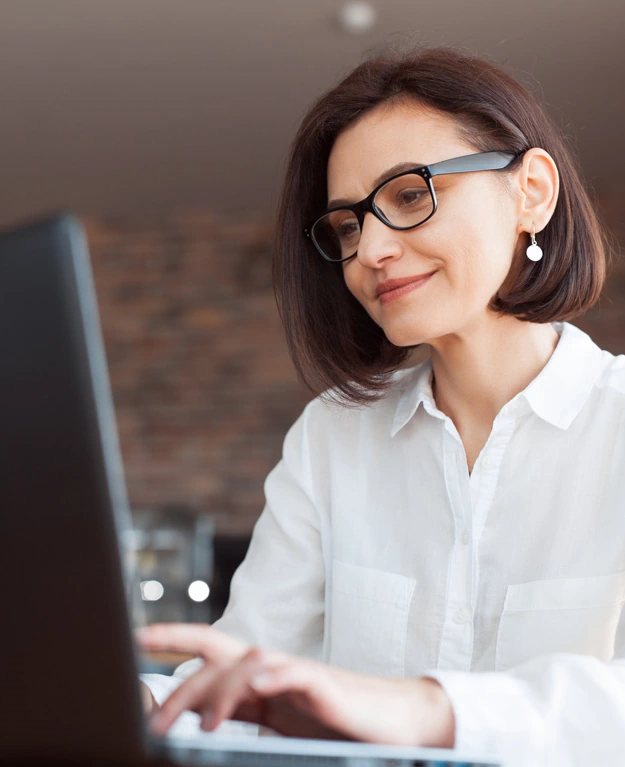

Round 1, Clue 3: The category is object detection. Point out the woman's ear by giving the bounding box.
[516,148,560,234]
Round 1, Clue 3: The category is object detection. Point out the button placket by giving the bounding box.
[466,417,516,668]
[438,433,475,671]
[471,421,515,542]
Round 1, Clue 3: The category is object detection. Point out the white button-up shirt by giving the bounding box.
[143,321,625,766]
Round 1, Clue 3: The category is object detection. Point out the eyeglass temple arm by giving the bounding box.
[428,151,518,177]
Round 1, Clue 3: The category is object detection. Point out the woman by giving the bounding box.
[138,46,625,766]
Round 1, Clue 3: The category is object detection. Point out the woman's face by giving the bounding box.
[326,99,523,347]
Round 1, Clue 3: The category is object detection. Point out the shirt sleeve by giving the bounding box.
[210,403,325,656]
[427,651,625,767]
[140,402,326,702]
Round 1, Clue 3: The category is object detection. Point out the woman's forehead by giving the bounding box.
[326,101,465,200]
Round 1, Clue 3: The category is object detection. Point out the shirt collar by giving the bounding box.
[390,322,604,438]
[391,357,437,438]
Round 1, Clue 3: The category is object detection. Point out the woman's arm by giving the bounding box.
[428,653,625,767]
[208,449,325,656]
[138,623,625,766]
[422,599,625,765]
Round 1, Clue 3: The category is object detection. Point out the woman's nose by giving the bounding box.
[356,212,403,268]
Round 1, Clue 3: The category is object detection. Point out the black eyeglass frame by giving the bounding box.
[303,150,522,263]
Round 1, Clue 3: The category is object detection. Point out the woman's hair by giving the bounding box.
[273,45,612,404]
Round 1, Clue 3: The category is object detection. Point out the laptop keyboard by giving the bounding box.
[168,744,491,767]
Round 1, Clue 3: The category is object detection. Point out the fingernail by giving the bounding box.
[251,671,275,691]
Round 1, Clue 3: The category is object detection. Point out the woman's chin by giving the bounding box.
[384,326,432,348]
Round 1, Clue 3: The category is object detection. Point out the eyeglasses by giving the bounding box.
[303,150,521,263]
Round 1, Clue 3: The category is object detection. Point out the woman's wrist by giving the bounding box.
[415,677,456,749]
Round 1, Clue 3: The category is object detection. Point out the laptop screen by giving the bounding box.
[0,215,146,762]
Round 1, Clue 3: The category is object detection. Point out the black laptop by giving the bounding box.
[0,214,499,767]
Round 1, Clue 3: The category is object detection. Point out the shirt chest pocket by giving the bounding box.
[328,560,416,677]
[495,571,625,671]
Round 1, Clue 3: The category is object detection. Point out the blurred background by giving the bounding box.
[2,0,624,622]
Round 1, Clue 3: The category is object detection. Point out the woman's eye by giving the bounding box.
[337,221,359,238]
[398,189,424,205]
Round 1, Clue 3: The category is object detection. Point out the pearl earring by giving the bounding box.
[526,225,543,262]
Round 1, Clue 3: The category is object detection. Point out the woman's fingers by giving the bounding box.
[136,623,247,664]
[150,662,222,734]
[148,642,357,739]
[151,647,280,735]
[196,648,277,730]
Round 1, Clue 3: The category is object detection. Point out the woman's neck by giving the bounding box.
[428,317,560,442]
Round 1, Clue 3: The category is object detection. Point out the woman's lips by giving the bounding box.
[378,272,436,304]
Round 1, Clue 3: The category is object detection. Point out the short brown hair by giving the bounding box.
[273,46,611,404]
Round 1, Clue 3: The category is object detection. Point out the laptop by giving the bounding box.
[0,214,500,767]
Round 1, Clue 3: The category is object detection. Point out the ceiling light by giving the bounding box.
[337,2,378,35]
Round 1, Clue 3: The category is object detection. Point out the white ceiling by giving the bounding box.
[1,0,624,227]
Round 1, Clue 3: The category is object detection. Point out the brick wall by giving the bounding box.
[85,198,625,535]
[85,211,311,536]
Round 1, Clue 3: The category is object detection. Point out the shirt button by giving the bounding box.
[453,608,469,624]
[461,530,470,545]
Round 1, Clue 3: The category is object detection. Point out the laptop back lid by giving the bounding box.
[0,215,146,762]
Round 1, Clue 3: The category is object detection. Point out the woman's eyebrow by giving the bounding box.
[326,161,423,210]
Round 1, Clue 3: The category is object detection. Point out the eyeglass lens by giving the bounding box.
[312,173,433,262]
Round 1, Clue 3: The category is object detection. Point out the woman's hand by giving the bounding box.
[136,623,455,748]
[136,623,250,716]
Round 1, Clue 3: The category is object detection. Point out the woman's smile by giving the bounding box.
[377,270,437,304]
